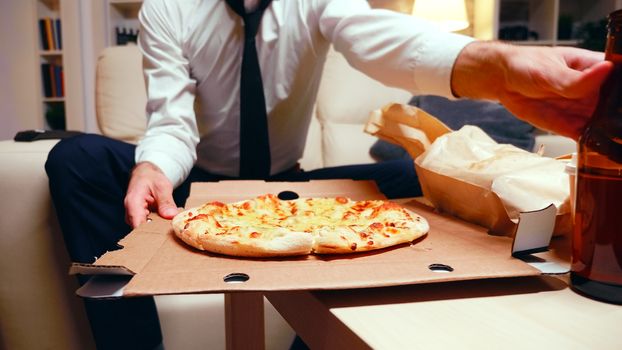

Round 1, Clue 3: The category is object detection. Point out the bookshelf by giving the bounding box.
[471,0,622,48]
[36,0,65,130]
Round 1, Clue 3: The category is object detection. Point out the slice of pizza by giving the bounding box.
[172,195,429,258]
[311,199,429,254]
[172,196,314,257]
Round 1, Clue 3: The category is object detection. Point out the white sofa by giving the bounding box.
[0,45,414,350]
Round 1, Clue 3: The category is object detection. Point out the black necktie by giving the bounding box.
[225,0,273,179]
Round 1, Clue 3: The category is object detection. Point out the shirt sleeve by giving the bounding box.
[136,0,199,188]
[316,0,475,98]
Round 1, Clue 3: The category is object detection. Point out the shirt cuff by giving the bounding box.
[411,32,475,99]
[135,150,190,189]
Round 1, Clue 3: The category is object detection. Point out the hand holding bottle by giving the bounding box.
[451,41,613,140]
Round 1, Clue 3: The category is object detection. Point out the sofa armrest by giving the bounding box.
[0,140,94,350]
[0,140,297,350]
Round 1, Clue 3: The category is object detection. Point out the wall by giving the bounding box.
[0,0,42,140]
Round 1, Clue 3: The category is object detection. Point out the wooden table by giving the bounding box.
[260,234,619,349]
[265,275,622,349]
[225,223,620,350]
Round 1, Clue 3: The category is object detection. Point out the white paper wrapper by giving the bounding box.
[418,125,570,220]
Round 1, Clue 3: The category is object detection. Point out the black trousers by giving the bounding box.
[45,134,422,350]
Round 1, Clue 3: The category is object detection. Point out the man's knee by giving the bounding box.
[46,134,99,178]
[45,134,133,181]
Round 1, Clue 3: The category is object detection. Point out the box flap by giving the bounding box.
[365,103,451,159]
[76,275,132,299]
[512,204,557,256]
[70,215,171,276]
[185,180,386,208]
[509,205,569,274]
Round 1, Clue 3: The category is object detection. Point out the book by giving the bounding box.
[54,65,63,97]
[44,18,55,50]
[60,66,65,97]
[55,19,62,50]
[41,63,53,97]
[38,19,49,50]
[49,63,57,97]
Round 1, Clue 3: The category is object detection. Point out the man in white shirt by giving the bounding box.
[45,0,611,349]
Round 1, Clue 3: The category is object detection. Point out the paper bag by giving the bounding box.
[365,103,571,236]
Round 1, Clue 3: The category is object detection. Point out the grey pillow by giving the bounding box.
[370,95,536,161]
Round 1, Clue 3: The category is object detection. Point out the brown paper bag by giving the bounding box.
[365,103,571,236]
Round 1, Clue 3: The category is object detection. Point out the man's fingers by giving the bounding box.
[501,91,594,140]
[125,162,177,226]
[157,197,179,218]
[153,182,179,219]
[124,190,151,228]
[561,47,605,71]
[563,60,614,98]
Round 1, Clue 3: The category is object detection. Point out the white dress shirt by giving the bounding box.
[136,0,474,187]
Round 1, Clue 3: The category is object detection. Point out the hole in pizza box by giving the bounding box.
[428,263,454,273]
[223,272,250,283]
[278,191,299,200]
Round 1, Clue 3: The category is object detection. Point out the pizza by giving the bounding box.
[171,194,429,258]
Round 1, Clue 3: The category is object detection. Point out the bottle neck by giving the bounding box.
[604,37,622,64]
[592,12,622,121]
[580,10,622,164]
[605,10,622,63]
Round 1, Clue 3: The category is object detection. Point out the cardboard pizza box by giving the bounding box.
[70,179,567,299]
[365,103,572,239]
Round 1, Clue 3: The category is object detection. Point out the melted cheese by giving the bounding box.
[175,195,429,256]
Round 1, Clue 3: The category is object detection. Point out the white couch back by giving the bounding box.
[95,45,410,170]
[96,45,148,143]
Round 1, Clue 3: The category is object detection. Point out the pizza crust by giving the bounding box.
[196,231,313,258]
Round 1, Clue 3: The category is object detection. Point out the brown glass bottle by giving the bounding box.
[571,9,622,304]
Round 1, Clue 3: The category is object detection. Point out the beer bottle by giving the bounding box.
[571,9,622,304]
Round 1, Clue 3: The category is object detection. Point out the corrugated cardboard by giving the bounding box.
[72,180,541,298]
[365,103,571,237]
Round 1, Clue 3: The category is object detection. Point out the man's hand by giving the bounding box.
[451,41,613,140]
[125,162,179,228]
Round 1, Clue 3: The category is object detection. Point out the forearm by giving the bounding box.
[318,0,474,98]
[137,0,199,187]
[451,40,611,139]
[450,40,513,100]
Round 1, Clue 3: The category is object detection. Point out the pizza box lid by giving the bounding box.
[70,179,567,299]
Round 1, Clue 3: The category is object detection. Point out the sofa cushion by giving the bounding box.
[315,50,412,126]
[312,48,411,168]
[322,122,378,167]
[299,113,323,170]
[96,45,147,144]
